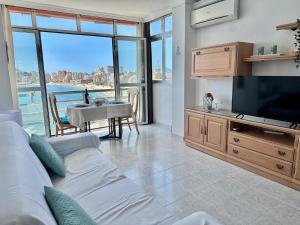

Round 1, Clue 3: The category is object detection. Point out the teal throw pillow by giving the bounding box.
[44,186,98,225]
[30,134,65,177]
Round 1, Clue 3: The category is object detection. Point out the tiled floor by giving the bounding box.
[99,125,300,225]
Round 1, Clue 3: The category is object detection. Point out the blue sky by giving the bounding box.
[41,32,114,74]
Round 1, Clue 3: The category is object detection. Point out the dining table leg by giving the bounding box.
[84,122,88,132]
[108,119,111,133]
[99,118,123,140]
[112,118,116,137]
[118,117,123,139]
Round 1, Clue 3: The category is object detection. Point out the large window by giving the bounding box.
[8,7,142,37]
[40,32,115,133]
[8,7,148,135]
[9,7,32,27]
[80,16,113,34]
[116,21,140,36]
[36,11,77,31]
[150,15,172,81]
[12,31,46,134]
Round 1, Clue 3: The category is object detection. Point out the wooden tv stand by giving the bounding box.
[185,107,300,191]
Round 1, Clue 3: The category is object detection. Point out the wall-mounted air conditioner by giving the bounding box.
[191,0,239,28]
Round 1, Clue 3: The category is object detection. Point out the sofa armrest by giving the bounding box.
[172,212,223,225]
[47,133,100,156]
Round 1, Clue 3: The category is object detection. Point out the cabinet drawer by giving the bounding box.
[228,144,292,177]
[228,132,294,162]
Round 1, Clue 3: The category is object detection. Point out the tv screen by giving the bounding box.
[232,76,300,123]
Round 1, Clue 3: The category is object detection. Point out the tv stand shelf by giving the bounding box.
[185,108,300,191]
[229,129,295,149]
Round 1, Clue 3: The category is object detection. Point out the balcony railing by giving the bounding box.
[17,85,142,135]
[18,87,117,135]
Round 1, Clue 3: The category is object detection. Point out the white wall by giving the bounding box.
[171,2,196,136]
[153,81,172,127]
[195,0,300,110]
[0,8,13,110]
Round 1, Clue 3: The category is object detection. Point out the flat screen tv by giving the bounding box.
[232,76,300,123]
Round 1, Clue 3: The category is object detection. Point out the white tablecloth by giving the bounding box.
[66,103,132,127]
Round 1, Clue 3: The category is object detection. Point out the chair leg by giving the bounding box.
[134,120,140,135]
[55,126,58,137]
[61,128,64,136]
[75,127,77,133]
[127,118,131,130]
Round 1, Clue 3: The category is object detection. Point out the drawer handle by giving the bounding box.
[233,138,239,143]
[233,149,239,154]
[196,51,201,55]
[224,47,230,51]
[278,151,286,156]
[276,164,284,170]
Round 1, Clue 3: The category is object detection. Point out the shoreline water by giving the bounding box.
[47,82,113,91]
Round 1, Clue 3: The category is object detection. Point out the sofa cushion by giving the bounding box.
[52,147,176,225]
[30,134,65,177]
[75,178,176,225]
[0,121,56,225]
[51,148,125,197]
[44,186,97,225]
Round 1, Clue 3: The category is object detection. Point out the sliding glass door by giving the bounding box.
[116,38,147,123]
[11,31,148,135]
[40,32,115,135]
[12,31,49,135]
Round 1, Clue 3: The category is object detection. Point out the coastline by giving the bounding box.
[47,82,113,91]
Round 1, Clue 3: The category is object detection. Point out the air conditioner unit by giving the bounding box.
[191,0,239,28]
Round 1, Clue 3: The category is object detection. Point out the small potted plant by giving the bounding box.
[294,19,300,68]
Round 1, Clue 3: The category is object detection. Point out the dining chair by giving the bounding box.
[48,94,78,136]
[121,88,140,134]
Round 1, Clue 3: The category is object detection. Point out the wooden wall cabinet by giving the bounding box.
[191,42,253,78]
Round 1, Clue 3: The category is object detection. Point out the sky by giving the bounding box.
[11,12,172,74]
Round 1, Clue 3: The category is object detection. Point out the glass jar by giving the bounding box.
[203,93,214,111]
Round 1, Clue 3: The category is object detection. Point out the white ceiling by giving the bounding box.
[1,0,195,21]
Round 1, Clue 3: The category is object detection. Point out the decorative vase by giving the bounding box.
[203,93,214,111]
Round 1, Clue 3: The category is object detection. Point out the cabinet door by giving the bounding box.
[191,45,237,77]
[185,112,204,145]
[204,116,228,152]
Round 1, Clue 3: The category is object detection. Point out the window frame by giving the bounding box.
[149,14,172,82]
[5,6,149,136]
[7,6,144,38]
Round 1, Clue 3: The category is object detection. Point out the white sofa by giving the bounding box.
[0,121,222,225]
